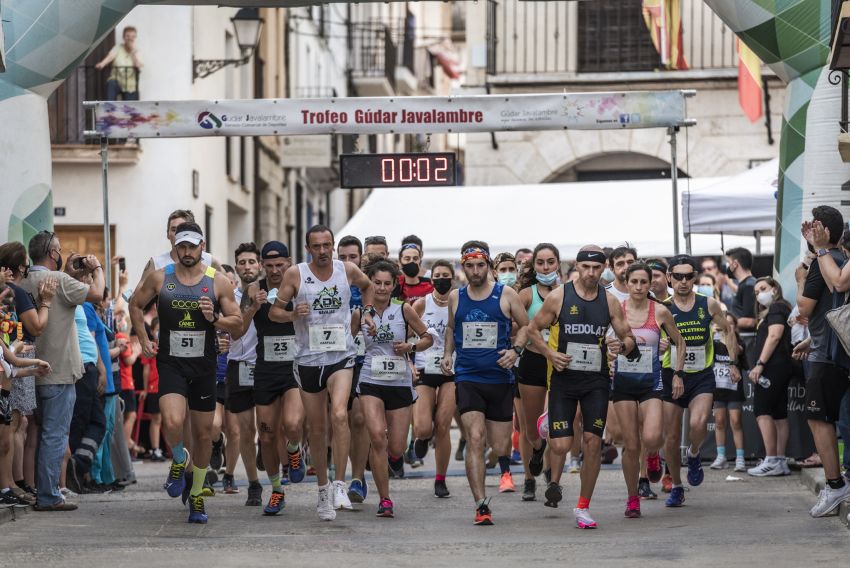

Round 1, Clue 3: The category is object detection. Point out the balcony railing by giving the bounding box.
[349,23,397,91]
[487,0,738,77]
[48,65,140,145]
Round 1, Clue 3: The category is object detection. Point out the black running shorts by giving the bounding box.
[455,381,513,422]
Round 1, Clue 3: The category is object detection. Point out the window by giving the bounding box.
[578,0,658,73]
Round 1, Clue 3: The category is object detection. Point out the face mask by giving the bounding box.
[432,278,452,295]
[52,251,63,272]
[401,262,419,278]
[696,285,714,297]
[536,271,559,286]
[722,262,735,278]
[497,272,517,287]
[757,290,775,307]
[601,268,615,282]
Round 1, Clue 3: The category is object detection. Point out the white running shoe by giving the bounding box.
[709,455,727,470]
[568,457,581,474]
[747,459,783,477]
[317,483,337,521]
[574,507,597,529]
[734,457,747,472]
[60,487,78,498]
[332,480,353,510]
[779,458,791,476]
[810,484,850,517]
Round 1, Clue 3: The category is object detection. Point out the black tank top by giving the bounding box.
[156,264,218,376]
[549,281,611,388]
[253,279,296,372]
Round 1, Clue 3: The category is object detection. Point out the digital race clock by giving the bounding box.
[340,152,456,189]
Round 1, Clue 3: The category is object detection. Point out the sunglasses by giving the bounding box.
[365,236,387,246]
[670,272,697,281]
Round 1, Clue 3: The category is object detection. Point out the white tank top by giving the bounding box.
[293,260,355,366]
[415,293,449,372]
[227,288,257,364]
[153,250,213,270]
[359,300,412,388]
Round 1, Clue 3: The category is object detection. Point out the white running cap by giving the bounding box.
[174,230,203,246]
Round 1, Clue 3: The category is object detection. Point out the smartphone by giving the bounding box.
[118,258,126,272]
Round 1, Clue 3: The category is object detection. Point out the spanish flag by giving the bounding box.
[737,39,763,122]
[642,0,688,70]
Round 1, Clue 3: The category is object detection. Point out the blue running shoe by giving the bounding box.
[263,491,285,515]
[687,454,704,486]
[164,451,189,498]
[288,449,306,484]
[348,478,367,503]
[187,494,208,523]
[665,486,685,507]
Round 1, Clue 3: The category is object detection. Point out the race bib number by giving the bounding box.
[354,332,366,357]
[309,324,346,352]
[170,331,206,358]
[671,345,707,372]
[566,342,603,373]
[371,355,407,381]
[424,349,445,375]
[714,363,736,390]
[238,362,255,387]
[462,322,498,349]
[264,336,295,362]
[616,345,653,374]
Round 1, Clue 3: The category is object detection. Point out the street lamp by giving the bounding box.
[193,8,264,81]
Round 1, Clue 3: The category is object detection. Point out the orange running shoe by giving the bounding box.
[474,502,494,525]
[499,472,515,493]
[661,473,673,493]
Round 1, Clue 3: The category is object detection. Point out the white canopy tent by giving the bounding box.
[337,178,775,261]
[682,158,779,236]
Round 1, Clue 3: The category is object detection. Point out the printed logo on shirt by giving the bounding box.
[374,324,395,343]
[697,306,706,320]
[178,312,196,329]
[570,305,579,316]
[166,283,176,291]
[312,286,342,313]
[305,277,315,284]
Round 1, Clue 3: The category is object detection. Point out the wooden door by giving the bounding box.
[55,224,117,289]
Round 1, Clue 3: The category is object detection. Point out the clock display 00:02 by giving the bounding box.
[340,152,456,188]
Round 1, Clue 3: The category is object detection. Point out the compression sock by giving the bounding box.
[498,456,511,475]
[268,473,283,493]
[287,441,300,453]
[827,477,846,490]
[577,496,591,510]
[172,442,186,465]
[190,465,206,496]
[736,449,745,460]
[435,474,446,482]
[716,446,726,458]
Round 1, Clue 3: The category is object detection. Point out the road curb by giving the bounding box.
[0,505,31,526]
[799,467,849,528]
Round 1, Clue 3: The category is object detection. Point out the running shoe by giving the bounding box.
[646,453,663,483]
[202,472,216,497]
[222,473,239,494]
[510,449,522,465]
[638,478,657,500]
[317,484,336,521]
[574,507,597,529]
[544,482,562,508]
[474,502,493,526]
[687,453,704,486]
[748,458,782,477]
[60,487,78,499]
[164,450,189,498]
[187,494,208,524]
[810,484,850,517]
[665,486,685,507]
[256,443,265,472]
[16,481,36,496]
[288,449,306,484]
[210,434,223,471]
[543,469,552,484]
[413,438,430,460]
[151,448,166,462]
[522,478,536,502]
[710,455,728,470]
[455,438,466,462]
[348,478,367,503]
[734,456,747,472]
[624,496,641,519]
[246,480,263,506]
[601,443,619,464]
[332,480,353,510]
[780,457,792,476]
[434,479,451,499]
[0,490,29,509]
[661,473,673,493]
[404,440,416,465]
[263,491,285,515]
[499,472,515,493]
[388,456,405,479]
[528,440,547,477]
[376,498,394,518]
[568,457,581,474]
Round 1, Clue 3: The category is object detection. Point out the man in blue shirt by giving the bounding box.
[84,301,119,487]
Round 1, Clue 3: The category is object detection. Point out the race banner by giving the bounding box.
[89,91,692,139]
